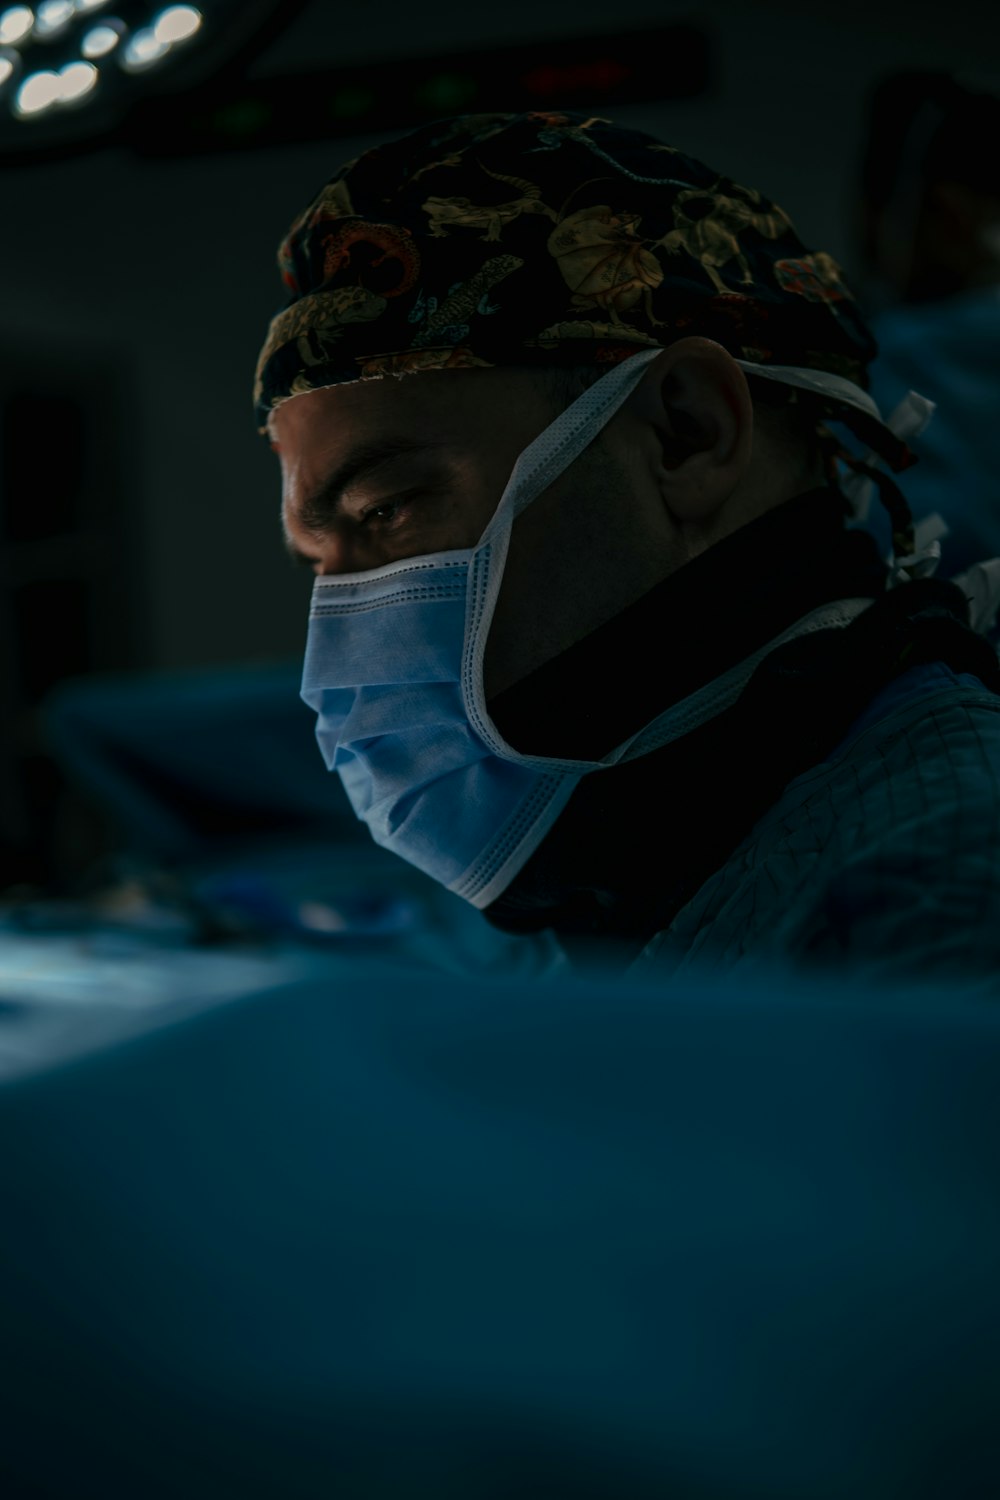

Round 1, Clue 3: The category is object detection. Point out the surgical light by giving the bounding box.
[152,4,199,46]
[80,20,119,56]
[57,56,95,99]
[0,7,33,46]
[120,25,167,69]
[33,0,73,35]
[1,0,280,153]
[14,64,59,112]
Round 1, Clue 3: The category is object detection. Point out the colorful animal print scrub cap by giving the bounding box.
[254,111,882,440]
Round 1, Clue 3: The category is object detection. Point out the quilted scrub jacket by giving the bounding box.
[636,662,1000,988]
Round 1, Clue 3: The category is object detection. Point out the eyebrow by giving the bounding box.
[291,435,443,545]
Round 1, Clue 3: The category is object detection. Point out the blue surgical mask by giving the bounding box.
[300,349,901,907]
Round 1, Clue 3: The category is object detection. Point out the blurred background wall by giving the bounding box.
[1,0,999,883]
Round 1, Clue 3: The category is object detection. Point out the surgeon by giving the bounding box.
[254,112,1000,984]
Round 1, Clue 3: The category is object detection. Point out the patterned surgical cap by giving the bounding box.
[254,110,878,436]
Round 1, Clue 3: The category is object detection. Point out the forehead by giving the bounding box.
[269,367,530,460]
[271,375,428,461]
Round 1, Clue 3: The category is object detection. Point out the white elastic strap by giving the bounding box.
[623,598,875,762]
[732,359,886,422]
[474,598,874,774]
[888,511,949,588]
[887,389,937,445]
[465,348,662,748]
[838,389,937,522]
[482,347,661,538]
[949,557,1000,635]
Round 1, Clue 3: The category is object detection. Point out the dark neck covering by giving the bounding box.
[484,487,1000,952]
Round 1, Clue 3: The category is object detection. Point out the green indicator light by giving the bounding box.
[330,85,376,119]
[414,72,478,112]
[212,98,273,138]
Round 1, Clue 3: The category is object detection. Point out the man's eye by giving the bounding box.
[361,491,421,527]
[364,501,401,524]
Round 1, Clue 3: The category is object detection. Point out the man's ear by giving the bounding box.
[630,337,754,523]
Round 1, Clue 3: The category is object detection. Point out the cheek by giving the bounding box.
[434,458,509,547]
[482,460,681,698]
[281,497,303,551]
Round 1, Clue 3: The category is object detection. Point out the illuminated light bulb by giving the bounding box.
[58,58,96,100]
[15,66,60,113]
[74,0,112,11]
[121,25,167,69]
[152,5,200,46]
[34,0,73,34]
[0,6,34,46]
[0,51,14,86]
[80,20,119,56]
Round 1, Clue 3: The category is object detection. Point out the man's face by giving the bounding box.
[272,366,687,698]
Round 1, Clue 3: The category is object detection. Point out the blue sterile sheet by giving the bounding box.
[0,958,998,1500]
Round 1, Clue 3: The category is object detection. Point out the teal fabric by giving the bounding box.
[1,958,998,1497]
[867,286,1000,574]
[639,662,1000,986]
